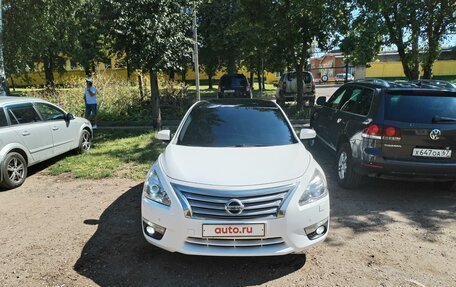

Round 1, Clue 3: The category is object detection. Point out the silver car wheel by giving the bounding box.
[7,158,25,184]
[338,151,348,180]
[81,131,91,151]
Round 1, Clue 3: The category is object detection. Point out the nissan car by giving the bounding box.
[142,99,329,256]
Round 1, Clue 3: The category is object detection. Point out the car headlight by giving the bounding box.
[299,169,328,206]
[143,169,171,206]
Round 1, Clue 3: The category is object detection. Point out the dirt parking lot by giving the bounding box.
[1,146,455,287]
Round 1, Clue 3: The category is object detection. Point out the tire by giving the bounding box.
[336,143,363,189]
[76,129,92,154]
[0,152,28,189]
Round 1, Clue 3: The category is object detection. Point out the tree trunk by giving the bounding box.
[256,71,261,91]
[249,71,254,90]
[181,67,186,82]
[43,52,55,87]
[262,71,265,90]
[227,58,236,74]
[208,74,213,89]
[295,66,304,110]
[138,73,144,102]
[169,68,175,81]
[150,71,162,131]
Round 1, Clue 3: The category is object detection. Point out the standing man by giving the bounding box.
[84,78,98,129]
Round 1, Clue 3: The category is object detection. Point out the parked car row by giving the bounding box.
[310,78,456,189]
[0,97,92,189]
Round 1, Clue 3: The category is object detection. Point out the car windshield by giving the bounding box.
[220,75,247,88]
[384,93,456,124]
[177,102,298,147]
[287,72,312,83]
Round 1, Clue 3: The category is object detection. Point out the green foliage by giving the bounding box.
[340,11,384,66]
[357,0,456,80]
[47,130,164,180]
[3,0,81,85]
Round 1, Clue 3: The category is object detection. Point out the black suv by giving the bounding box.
[218,74,252,99]
[310,79,456,189]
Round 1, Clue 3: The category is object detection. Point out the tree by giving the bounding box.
[269,0,350,109]
[73,0,109,75]
[101,0,195,130]
[3,0,80,86]
[340,11,384,67]
[358,0,456,80]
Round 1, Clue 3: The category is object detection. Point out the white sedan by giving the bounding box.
[0,96,92,189]
[142,99,330,256]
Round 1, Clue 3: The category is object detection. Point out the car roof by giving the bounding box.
[200,99,278,108]
[344,81,456,94]
[0,96,47,106]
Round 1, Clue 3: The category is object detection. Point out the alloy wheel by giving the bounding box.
[338,151,348,180]
[7,158,25,184]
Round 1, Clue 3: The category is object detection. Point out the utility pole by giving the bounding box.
[192,5,200,102]
[0,0,7,96]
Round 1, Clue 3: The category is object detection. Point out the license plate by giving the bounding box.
[202,224,265,238]
[412,148,452,158]
[224,89,235,93]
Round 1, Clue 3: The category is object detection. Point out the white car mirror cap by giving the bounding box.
[300,129,316,140]
[156,130,171,141]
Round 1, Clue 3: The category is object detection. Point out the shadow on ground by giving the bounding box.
[310,144,456,242]
[74,184,306,287]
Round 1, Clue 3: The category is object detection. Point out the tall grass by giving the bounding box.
[19,71,195,122]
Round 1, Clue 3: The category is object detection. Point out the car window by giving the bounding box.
[220,75,247,88]
[6,104,42,125]
[0,108,7,127]
[177,103,298,147]
[35,103,66,121]
[340,88,374,116]
[385,93,456,124]
[326,87,349,109]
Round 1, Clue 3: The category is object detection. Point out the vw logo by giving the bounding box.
[429,129,441,140]
[225,199,244,215]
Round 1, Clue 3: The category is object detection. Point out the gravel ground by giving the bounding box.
[0,146,455,287]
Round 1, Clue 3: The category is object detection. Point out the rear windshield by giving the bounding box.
[177,104,298,147]
[220,75,247,88]
[384,93,456,124]
[286,72,312,83]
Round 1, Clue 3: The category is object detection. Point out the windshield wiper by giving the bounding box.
[432,115,456,123]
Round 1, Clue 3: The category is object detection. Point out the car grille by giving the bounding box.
[173,183,295,220]
[185,237,285,248]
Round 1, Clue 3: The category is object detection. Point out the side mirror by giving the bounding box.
[156,130,171,142]
[316,96,327,106]
[300,128,316,140]
[65,113,74,121]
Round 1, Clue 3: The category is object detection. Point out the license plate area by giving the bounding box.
[412,148,452,158]
[202,224,265,238]
[224,89,235,93]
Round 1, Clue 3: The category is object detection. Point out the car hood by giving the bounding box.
[160,143,311,187]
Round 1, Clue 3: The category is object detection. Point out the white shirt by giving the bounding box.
[85,86,97,105]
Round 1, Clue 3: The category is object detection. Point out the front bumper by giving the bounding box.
[141,192,329,257]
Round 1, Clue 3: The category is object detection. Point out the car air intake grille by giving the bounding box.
[173,184,295,219]
[186,237,285,248]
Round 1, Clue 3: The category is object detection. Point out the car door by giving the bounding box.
[5,103,54,163]
[313,86,351,149]
[336,87,375,151]
[34,102,78,155]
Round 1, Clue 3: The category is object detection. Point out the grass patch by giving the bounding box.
[46,129,164,180]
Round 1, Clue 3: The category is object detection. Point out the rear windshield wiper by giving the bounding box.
[432,116,456,123]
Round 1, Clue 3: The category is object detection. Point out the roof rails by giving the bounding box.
[353,78,391,87]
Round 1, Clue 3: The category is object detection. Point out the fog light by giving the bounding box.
[143,219,166,240]
[315,226,326,235]
[305,219,328,240]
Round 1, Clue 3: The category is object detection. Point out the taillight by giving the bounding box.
[362,124,401,141]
